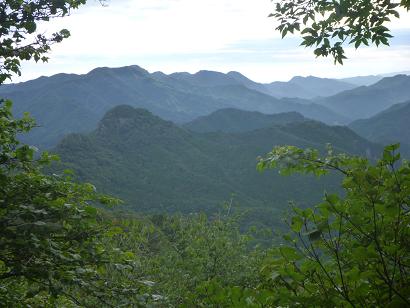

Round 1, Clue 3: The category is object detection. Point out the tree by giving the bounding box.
[257,144,410,306]
[0,1,158,305]
[271,0,410,64]
[0,97,165,307]
[147,213,262,306]
[0,0,90,83]
[0,98,139,305]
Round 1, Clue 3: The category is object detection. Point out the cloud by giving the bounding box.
[10,0,410,83]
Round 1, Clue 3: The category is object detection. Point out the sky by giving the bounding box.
[13,0,410,83]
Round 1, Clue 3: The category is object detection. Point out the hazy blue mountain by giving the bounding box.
[0,65,346,149]
[1,65,228,147]
[53,105,380,220]
[169,70,239,88]
[340,75,384,86]
[194,84,347,124]
[226,71,273,95]
[283,76,357,98]
[264,81,311,99]
[382,71,410,77]
[317,75,410,120]
[349,100,410,146]
[171,70,358,99]
[340,71,410,86]
[184,109,306,133]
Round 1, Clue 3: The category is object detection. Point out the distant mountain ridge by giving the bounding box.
[170,71,357,99]
[265,76,357,99]
[318,75,410,120]
[349,100,410,146]
[0,65,347,149]
[184,109,306,133]
[339,71,410,86]
[2,65,409,150]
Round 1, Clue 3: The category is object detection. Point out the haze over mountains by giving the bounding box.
[1,65,409,150]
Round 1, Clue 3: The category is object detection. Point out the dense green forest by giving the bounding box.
[1,0,410,306]
[51,105,380,228]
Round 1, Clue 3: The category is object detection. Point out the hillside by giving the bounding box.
[0,65,346,149]
[349,100,410,146]
[184,108,306,133]
[318,75,410,120]
[53,106,380,226]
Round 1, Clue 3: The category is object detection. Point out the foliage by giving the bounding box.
[257,143,410,306]
[105,211,265,307]
[0,0,90,83]
[271,0,410,64]
[0,99,151,306]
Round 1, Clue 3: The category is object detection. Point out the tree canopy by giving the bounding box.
[271,0,410,63]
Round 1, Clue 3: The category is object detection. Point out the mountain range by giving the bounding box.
[0,66,350,149]
[339,71,410,86]
[52,106,380,227]
[317,74,410,120]
[349,100,410,146]
[2,64,409,226]
[184,109,306,133]
[170,71,357,99]
[1,65,409,154]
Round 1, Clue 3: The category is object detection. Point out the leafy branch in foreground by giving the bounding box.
[0,0,92,83]
[257,144,410,306]
[0,99,152,306]
[270,0,410,64]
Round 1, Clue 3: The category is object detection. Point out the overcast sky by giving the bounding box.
[14,0,410,83]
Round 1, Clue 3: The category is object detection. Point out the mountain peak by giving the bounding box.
[290,75,330,83]
[227,71,253,82]
[289,75,305,82]
[195,70,224,76]
[227,71,245,76]
[87,65,149,77]
[97,105,164,135]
